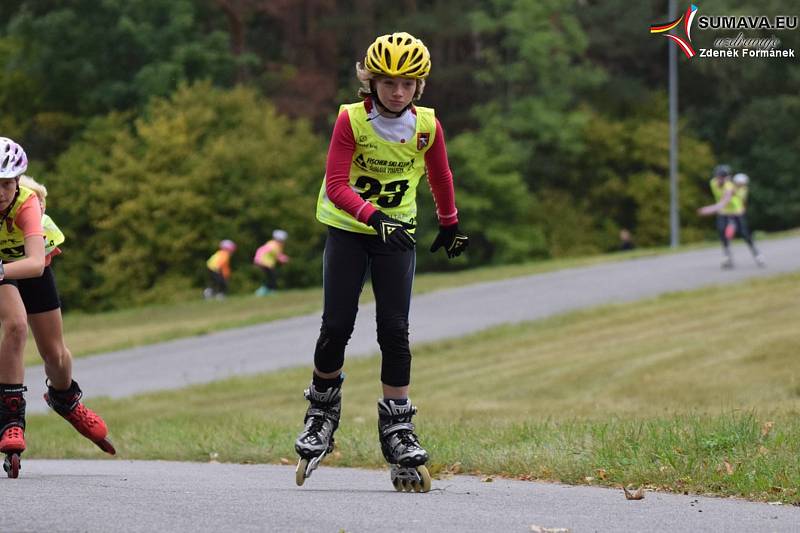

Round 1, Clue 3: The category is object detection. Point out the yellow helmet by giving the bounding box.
[364,32,431,79]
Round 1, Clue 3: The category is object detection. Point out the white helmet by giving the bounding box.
[219,239,237,252]
[272,229,288,241]
[733,173,749,185]
[0,137,28,178]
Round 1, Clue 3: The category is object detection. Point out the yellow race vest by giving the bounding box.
[316,102,436,234]
[0,186,58,262]
[734,185,748,212]
[42,214,66,255]
[710,178,741,215]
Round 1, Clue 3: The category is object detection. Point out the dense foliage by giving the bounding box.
[1,0,796,309]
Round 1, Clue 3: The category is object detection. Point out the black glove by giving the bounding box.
[430,224,469,258]
[367,211,416,251]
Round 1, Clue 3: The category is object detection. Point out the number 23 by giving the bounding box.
[354,176,409,208]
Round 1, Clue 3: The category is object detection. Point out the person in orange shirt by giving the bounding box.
[253,229,289,296]
[204,239,236,300]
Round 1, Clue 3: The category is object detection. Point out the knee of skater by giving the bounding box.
[377,319,409,344]
[2,319,28,346]
[318,322,354,347]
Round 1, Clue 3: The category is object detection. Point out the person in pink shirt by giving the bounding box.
[0,138,114,478]
[253,229,289,296]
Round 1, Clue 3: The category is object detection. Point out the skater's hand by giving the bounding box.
[430,224,469,259]
[368,211,416,251]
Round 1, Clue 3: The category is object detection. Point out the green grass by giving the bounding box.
[20,244,675,366]
[24,228,799,366]
[26,272,800,502]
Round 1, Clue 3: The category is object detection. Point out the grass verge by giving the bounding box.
[23,240,693,366]
[26,272,800,502]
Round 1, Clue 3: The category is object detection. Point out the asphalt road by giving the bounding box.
[10,236,800,532]
[23,236,800,413]
[2,460,798,533]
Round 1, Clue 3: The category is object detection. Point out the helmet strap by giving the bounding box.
[0,184,20,229]
[369,81,410,118]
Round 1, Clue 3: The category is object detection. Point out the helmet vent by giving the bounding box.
[398,51,409,70]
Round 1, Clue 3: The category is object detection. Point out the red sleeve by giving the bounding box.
[15,195,44,237]
[424,119,458,226]
[325,110,377,224]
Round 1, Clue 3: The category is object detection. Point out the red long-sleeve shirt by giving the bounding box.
[324,101,459,227]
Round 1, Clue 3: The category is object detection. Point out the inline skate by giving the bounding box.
[378,399,431,493]
[44,380,116,455]
[294,378,343,486]
[0,386,27,478]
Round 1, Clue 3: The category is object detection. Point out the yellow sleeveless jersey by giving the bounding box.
[734,185,748,211]
[42,214,65,255]
[207,250,230,273]
[316,102,436,234]
[0,186,61,262]
[710,178,742,215]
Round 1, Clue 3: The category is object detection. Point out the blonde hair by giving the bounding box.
[19,175,47,208]
[355,62,426,101]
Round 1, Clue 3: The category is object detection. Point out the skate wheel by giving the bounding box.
[416,465,431,493]
[295,458,309,486]
[4,454,20,479]
[96,438,116,456]
[392,477,403,492]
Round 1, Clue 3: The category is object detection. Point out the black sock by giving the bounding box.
[312,373,342,390]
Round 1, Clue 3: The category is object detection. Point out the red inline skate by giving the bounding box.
[0,385,27,478]
[44,380,116,455]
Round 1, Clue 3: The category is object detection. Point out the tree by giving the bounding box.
[1,0,239,158]
[46,82,325,310]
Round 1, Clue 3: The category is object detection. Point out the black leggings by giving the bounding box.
[314,226,416,387]
[207,269,227,294]
[716,214,758,252]
[259,266,278,290]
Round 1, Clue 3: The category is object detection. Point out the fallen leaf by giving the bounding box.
[584,476,595,482]
[761,421,775,438]
[449,462,462,474]
[208,452,219,463]
[723,460,735,476]
[596,468,608,480]
[279,457,291,465]
[482,476,494,483]
[623,486,645,500]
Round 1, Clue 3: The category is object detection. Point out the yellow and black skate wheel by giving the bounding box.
[392,477,403,492]
[416,465,432,493]
[295,458,309,486]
